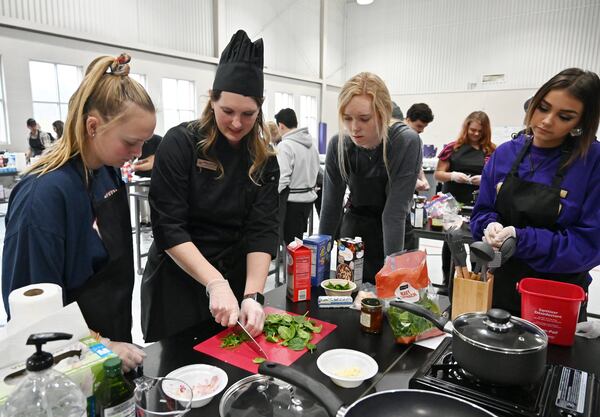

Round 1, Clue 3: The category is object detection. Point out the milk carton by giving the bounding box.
[302,235,332,287]
[336,237,365,286]
[286,240,312,302]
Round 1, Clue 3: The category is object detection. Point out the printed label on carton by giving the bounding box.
[286,241,312,302]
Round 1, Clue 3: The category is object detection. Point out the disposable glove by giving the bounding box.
[470,175,482,186]
[206,279,240,327]
[239,298,265,337]
[415,178,430,192]
[100,338,146,373]
[493,226,516,248]
[450,172,471,184]
[483,222,503,246]
[575,321,600,339]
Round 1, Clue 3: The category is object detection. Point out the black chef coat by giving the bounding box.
[141,123,279,341]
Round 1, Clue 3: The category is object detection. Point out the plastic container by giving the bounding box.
[1,333,87,417]
[518,277,586,346]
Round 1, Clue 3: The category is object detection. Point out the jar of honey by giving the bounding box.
[360,298,383,334]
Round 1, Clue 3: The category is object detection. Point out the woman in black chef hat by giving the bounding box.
[141,30,279,342]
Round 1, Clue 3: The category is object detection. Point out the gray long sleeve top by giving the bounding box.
[318,122,422,255]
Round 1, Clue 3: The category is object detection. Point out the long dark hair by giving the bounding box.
[525,68,600,166]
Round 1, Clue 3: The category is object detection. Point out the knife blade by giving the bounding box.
[236,320,269,360]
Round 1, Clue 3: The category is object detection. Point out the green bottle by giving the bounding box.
[96,357,135,417]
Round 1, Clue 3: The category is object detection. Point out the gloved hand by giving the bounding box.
[492,226,516,248]
[415,178,430,192]
[483,222,503,245]
[239,298,265,337]
[450,171,471,183]
[206,279,240,327]
[470,175,482,186]
[575,321,600,339]
[100,338,146,373]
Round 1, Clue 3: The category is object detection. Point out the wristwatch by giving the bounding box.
[243,292,265,305]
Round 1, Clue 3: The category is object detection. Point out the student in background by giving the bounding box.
[402,102,435,250]
[132,133,162,226]
[266,121,281,147]
[275,108,320,244]
[52,120,64,140]
[435,111,496,287]
[26,118,52,158]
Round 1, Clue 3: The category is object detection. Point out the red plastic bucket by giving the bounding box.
[517,278,586,346]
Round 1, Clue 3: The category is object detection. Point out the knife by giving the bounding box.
[236,320,269,360]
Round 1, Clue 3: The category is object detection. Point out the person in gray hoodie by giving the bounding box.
[275,108,320,244]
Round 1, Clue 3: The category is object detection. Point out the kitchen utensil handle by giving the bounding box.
[454,266,463,279]
[389,300,450,331]
[259,362,344,417]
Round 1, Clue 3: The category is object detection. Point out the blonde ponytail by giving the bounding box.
[28,54,155,179]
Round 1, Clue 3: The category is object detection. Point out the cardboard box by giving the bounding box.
[287,240,312,302]
[302,234,332,287]
[0,336,116,416]
[337,237,364,286]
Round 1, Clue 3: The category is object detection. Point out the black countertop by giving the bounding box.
[141,285,600,416]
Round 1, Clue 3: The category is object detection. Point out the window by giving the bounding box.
[274,92,294,114]
[29,61,82,133]
[299,95,318,138]
[130,73,147,90]
[162,78,195,130]
[0,58,8,144]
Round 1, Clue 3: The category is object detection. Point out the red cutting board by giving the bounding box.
[193,307,337,373]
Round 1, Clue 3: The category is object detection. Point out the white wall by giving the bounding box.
[394,88,537,150]
[222,0,321,79]
[0,0,348,151]
[345,0,600,93]
[344,0,600,150]
[0,0,214,57]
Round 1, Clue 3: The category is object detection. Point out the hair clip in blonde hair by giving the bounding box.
[109,53,131,76]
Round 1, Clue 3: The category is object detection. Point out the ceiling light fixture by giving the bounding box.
[356,0,374,5]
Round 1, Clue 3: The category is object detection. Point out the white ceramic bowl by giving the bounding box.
[164,364,228,408]
[320,278,357,297]
[316,349,378,388]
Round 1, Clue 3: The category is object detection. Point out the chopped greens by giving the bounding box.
[263,312,322,353]
[252,357,266,364]
[220,331,249,348]
[324,281,351,290]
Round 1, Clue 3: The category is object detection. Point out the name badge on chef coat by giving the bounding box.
[196,158,218,171]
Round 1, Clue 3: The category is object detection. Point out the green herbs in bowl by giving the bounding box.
[320,279,357,296]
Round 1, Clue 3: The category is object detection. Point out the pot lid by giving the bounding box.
[453,309,548,353]
[219,374,329,417]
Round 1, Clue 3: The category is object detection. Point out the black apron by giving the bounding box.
[29,133,45,156]
[492,138,589,319]
[65,161,134,342]
[340,143,388,284]
[442,144,485,205]
[141,138,261,342]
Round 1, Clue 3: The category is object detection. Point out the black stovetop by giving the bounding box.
[410,338,599,417]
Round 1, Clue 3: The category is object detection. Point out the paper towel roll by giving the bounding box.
[8,283,63,334]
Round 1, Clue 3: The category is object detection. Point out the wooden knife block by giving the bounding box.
[451,274,494,320]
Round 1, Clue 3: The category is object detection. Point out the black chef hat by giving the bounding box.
[213,30,264,97]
